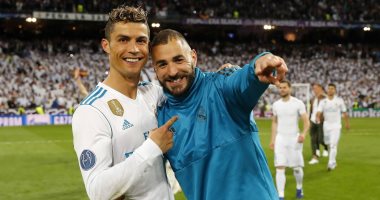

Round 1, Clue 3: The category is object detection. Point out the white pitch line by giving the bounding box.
[0,140,71,145]
[341,133,378,136]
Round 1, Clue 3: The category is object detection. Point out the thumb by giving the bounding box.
[162,116,178,129]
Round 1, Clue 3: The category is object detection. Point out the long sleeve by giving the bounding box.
[72,105,164,200]
[221,53,270,113]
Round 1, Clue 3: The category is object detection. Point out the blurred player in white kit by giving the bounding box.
[270,80,310,200]
[317,83,350,171]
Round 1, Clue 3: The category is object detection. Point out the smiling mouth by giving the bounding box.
[167,76,186,83]
[123,57,143,63]
[168,77,184,83]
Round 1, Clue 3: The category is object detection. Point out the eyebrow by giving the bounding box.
[155,59,167,66]
[136,36,149,41]
[115,34,148,40]
[154,54,185,66]
[116,34,130,39]
[172,55,185,60]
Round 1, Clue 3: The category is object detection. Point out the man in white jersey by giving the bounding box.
[270,80,310,200]
[308,83,328,165]
[72,6,177,200]
[316,83,350,171]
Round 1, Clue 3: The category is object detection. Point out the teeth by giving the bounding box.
[124,58,139,62]
[170,78,182,82]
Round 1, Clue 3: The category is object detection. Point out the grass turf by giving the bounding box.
[0,118,379,200]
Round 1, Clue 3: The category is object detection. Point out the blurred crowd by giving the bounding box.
[1,0,379,22]
[0,39,107,114]
[0,39,379,115]
[193,41,380,111]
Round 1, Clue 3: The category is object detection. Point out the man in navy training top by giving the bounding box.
[151,29,288,200]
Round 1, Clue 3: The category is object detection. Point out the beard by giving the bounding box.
[159,67,195,97]
[280,92,290,98]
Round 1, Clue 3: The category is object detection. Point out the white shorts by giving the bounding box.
[323,126,341,146]
[274,134,304,168]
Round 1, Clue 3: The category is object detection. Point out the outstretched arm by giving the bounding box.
[221,53,288,113]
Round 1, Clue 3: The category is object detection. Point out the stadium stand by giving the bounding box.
[0,0,379,21]
[0,38,379,114]
[0,0,379,115]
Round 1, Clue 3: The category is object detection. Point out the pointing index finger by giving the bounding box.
[163,116,178,128]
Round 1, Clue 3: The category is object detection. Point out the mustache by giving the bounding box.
[164,63,196,81]
[165,73,187,81]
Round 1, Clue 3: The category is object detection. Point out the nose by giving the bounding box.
[167,63,179,77]
[128,41,139,54]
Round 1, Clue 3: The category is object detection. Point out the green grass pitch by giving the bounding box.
[0,118,379,200]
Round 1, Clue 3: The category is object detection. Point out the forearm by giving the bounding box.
[302,115,310,136]
[316,112,322,123]
[302,122,310,136]
[73,107,163,199]
[343,112,350,126]
[271,122,277,144]
[84,139,162,199]
[76,78,89,97]
[222,62,268,112]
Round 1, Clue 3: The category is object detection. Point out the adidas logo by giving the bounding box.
[122,120,134,130]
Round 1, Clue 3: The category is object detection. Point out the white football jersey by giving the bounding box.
[317,96,347,129]
[272,96,307,136]
[72,82,173,200]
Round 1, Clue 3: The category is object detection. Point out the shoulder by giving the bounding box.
[320,94,327,99]
[138,81,161,93]
[336,96,344,102]
[138,81,152,87]
[273,99,281,107]
[72,104,111,133]
[80,85,109,107]
[292,97,305,105]
[74,104,108,121]
[138,81,165,105]
[215,66,241,77]
[77,85,116,118]
[336,97,346,105]
[319,98,327,104]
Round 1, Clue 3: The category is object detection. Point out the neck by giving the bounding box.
[282,95,290,101]
[103,70,140,99]
[316,92,324,99]
[328,95,334,100]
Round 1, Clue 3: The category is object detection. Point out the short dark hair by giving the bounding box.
[104,5,149,40]
[150,29,188,51]
[328,83,336,89]
[280,80,291,87]
[312,83,323,88]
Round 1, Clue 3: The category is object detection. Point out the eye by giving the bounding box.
[137,38,148,45]
[157,63,167,69]
[119,38,127,43]
[174,58,184,63]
